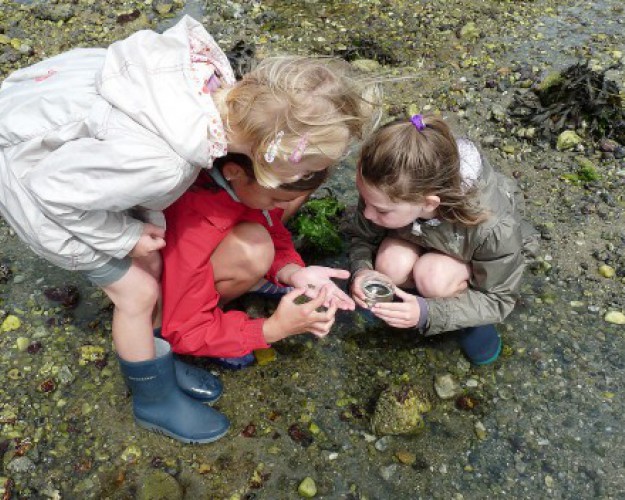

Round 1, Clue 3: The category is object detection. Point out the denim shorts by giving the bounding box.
[83,256,132,287]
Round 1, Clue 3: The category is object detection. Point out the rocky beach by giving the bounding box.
[0,0,624,498]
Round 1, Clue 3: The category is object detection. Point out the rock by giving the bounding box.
[459,22,480,40]
[15,337,29,351]
[297,477,317,498]
[598,265,615,278]
[395,450,417,465]
[604,311,625,325]
[351,59,381,72]
[556,131,583,151]
[137,471,183,500]
[371,384,432,436]
[33,4,75,22]
[374,436,391,452]
[434,374,461,400]
[537,71,563,92]
[474,421,487,440]
[1,314,21,332]
[379,464,397,481]
[7,456,36,474]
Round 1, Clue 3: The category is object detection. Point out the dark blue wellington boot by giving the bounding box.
[153,328,222,403]
[117,339,230,444]
[210,352,256,370]
[459,324,502,366]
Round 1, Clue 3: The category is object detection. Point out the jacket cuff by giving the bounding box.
[416,296,429,330]
[242,318,270,351]
[114,221,143,259]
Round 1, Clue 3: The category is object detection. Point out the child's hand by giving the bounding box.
[370,287,421,329]
[351,269,393,309]
[129,223,166,258]
[289,266,355,311]
[263,285,338,343]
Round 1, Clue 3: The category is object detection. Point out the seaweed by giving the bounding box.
[288,191,345,258]
[510,61,625,144]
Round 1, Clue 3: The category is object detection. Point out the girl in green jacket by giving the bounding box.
[349,113,531,365]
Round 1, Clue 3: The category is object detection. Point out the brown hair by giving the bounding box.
[213,153,328,192]
[358,115,488,225]
[223,56,381,188]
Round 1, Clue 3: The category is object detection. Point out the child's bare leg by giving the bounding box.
[413,252,470,298]
[211,222,273,303]
[103,259,160,361]
[134,252,163,328]
[375,237,421,287]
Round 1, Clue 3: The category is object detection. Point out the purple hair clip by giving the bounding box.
[410,114,426,131]
[289,133,309,164]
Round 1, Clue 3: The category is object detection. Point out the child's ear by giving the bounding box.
[222,162,243,182]
[423,195,441,212]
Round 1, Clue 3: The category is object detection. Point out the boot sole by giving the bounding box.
[135,419,229,444]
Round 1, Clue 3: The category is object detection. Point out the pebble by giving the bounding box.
[7,456,36,473]
[379,464,397,481]
[604,311,625,325]
[434,374,461,399]
[298,477,317,498]
[375,436,391,452]
[598,265,615,278]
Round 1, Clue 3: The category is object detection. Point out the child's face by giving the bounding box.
[227,165,312,211]
[357,174,438,229]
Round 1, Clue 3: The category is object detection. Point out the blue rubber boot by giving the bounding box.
[153,328,222,403]
[459,324,502,366]
[117,339,230,444]
[210,352,256,370]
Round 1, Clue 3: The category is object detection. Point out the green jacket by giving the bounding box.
[348,146,527,335]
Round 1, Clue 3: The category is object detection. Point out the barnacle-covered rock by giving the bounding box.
[371,384,432,436]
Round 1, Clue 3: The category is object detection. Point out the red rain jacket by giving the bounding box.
[160,183,304,357]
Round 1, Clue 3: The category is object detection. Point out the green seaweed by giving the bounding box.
[289,193,345,257]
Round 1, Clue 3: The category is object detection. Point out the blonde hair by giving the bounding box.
[358,115,488,225]
[224,55,381,188]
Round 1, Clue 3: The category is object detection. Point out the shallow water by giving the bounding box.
[1,0,624,498]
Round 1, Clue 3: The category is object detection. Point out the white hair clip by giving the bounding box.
[264,131,284,163]
[289,133,309,164]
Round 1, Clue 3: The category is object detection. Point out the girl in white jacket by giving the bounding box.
[0,16,378,443]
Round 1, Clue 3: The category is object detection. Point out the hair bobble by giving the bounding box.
[410,114,426,131]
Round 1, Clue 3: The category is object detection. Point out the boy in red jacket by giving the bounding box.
[160,153,354,364]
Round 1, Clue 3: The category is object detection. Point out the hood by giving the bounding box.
[96,15,235,167]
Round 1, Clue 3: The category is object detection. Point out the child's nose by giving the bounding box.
[363,205,376,221]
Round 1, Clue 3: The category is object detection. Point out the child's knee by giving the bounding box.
[232,223,274,275]
[413,257,467,298]
[107,273,160,313]
[375,238,418,283]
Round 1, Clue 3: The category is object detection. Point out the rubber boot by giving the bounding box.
[117,338,230,444]
[153,327,222,403]
[459,324,502,366]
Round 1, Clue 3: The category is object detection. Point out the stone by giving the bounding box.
[1,315,21,332]
[604,311,625,325]
[434,374,461,400]
[556,131,582,151]
[351,59,381,72]
[598,265,615,278]
[137,471,183,500]
[297,477,317,498]
[371,384,432,436]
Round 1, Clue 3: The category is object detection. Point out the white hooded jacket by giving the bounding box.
[0,16,234,270]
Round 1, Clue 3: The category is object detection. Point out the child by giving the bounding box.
[0,16,377,444]
[349,113,531,366]
[160,153,355,367]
